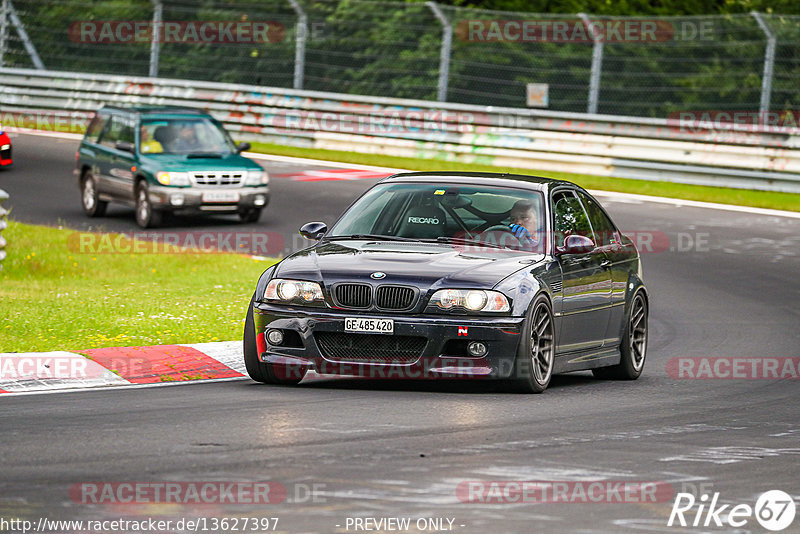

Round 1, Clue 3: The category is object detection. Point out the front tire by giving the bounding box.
[81,171,107,217]
[135,182,162,228]
[504,295,555,393]
[243,296,306,385]
[238,208,262,223]
[593,291,648,380]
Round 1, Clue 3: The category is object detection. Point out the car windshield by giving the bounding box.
[139,118,236,155]
[329,182,545,251]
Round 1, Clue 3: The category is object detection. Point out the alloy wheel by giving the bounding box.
[530,301,554,384]
[83,177,96,210]
[629,294,647,371]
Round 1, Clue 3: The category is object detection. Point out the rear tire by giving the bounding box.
[592,291,648,380]
[243,295,306,385]
[135,182,162,228]
[503,294,555,393]
[81,171,107,217]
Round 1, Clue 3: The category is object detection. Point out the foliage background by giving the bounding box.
[3,0,799,117]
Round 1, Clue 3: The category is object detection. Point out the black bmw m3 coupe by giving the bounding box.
[243,172,649,393]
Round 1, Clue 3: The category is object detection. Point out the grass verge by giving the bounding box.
[249,142,800,212]
[0,221,275,353]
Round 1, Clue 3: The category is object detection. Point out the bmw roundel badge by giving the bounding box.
[371,272,387,279]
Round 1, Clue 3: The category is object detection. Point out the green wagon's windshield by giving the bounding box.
[139,118,236,155]
[329,182,545,251]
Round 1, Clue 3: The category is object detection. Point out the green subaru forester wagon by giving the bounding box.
[75,106,270,228]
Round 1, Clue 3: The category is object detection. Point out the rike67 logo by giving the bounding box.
[668,489,796,531]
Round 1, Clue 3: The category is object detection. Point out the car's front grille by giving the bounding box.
[334,284,371,308]
[192,171,243,186]
[315,332,426,364]
[0,147,11,160]
[376,285,415,310]
[333,283,417,310]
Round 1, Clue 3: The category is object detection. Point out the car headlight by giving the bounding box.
[265,279,324,305]
[428,289,510,313]
[156,171,190,186]
[245,170,269,186]
[1,144,10,151]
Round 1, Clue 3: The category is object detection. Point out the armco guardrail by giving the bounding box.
[0,189,8,266]
[2,67,800,193]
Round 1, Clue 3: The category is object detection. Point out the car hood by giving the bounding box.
[275,240,543,289]
[139,153,261,171]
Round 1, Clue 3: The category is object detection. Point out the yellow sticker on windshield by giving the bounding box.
[434,189,445,195]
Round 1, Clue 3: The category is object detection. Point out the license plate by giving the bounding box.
[202,191,240,203]
[344,318,394,334]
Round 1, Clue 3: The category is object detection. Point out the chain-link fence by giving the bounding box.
[1,0,798,118]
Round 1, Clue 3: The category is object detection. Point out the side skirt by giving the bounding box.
[553,346,620,373]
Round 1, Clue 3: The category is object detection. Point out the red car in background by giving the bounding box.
[0,130,12,167]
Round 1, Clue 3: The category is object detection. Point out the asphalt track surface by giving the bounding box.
[1,132,799,533]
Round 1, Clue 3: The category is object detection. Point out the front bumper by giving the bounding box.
[253,302,525,380]
[147,184,270,213]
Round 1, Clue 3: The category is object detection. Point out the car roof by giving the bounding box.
[98,105,211,119]
[379,171,577,192]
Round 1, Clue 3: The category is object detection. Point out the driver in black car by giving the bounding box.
[508,199,540,249]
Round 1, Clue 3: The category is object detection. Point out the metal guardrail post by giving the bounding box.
[426,2,452,102]
[0,189,8,266]
[0,0,9,68]
[2,67,800,192]
[7,0,43,69]
[288,0,307,90]
[751,11,775,116]
[579,13,603,115]
[149,0,162,78]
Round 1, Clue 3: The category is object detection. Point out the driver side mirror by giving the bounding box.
[237,141,251,153]
[115,140,134,153]
[556,234,595,255]
[299,221,327,241]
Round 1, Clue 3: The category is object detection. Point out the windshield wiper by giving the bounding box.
[417,236,508,250]
[324,234,417,242]
[186,152,226,158]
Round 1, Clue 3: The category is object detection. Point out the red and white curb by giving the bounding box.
[0,342,247,395]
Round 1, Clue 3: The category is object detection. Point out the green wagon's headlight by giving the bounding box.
[245,170,269,185]
[156,171,190,186]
